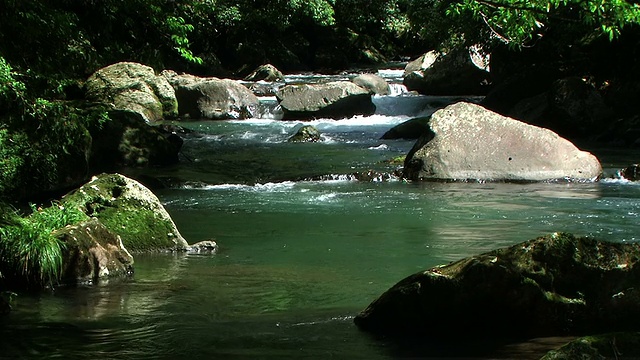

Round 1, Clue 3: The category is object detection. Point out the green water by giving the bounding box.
[2,76,640,359]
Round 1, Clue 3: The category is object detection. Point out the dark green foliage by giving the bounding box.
[0,202,88,288]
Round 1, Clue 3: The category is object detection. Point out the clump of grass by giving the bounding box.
[0,202,88,288]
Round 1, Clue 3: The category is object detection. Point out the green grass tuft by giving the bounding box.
[0,202,88,287]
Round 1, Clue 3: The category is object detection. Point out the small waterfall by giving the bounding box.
[388,83,408,96]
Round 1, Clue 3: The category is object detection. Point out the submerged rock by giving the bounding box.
[287,125,322,143]
[56,218,134,284]
[85,62,178,122]
[62,173,189,252]
[403,102,602,182]
[276,81,375,119]
[355,233,640,340]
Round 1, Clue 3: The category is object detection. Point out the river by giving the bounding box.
[1,70,640,359]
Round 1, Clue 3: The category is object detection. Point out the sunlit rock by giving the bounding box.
[85,62,178,122]
[355,233,640,340]
[403,102,602,182]
[276,81,375,119]
[163,70,259,120]
[352,74,390,95]
[56,218,134,284]
[62,174,189,252]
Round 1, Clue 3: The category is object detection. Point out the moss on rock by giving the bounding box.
[61,173,188,252]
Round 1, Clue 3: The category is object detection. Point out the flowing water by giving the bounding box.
[2,70,640,359]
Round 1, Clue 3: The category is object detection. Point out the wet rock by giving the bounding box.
[244,64,285,82]
[276,81,375,120]
[403,102,602,182]
[287,125,322,143]
[541,332,640,359]
[162,70,259,120]
[619,164,640,181]
[352,74,390,95]
[186,240,219,254]
[381,116,430,140]
[62,174,189,252]
[55,218,134,284]
[85,62,178,122]
[403,47,490,96]
[355,233,640,340]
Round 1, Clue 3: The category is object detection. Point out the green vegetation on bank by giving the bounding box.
[0,202,88,288]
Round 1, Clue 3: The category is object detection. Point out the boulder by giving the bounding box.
[403,102,602,182]
[167,74,259,120]
[276,81,375,120]
[89,110,182,172]
[381,117,431,140]
[508,77,614,139]
[186,240,219,254]
[55,218,134,284]
[355,233,640,340]
[620,164,640,181]
[85,62,178,122]
[243,64,285,82]
[287,125,322,143]
[403,48,490,96]
[61,173,189,252]
[352,74,390,95]
[541,332,640,359]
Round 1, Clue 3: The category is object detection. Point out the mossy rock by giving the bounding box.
[355,233,640,340]
[541,332,640,359]
[61,173,188,252]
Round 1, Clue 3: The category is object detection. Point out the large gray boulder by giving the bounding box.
[56,218,134,284]
[352,74,390,95]
[62,173,189,252]
[85,62,178,122]
[355,233,640,340]
[403,48,490,95]
[163,70,259,120]
[276,81,375,120]
[403,102,602,182]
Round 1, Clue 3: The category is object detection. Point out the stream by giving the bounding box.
[1,70,640,359]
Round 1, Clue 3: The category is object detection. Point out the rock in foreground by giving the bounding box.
[56,218,134,284]
[404,102,602,182]
[355,233,640,340]
[62,174,189,252]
